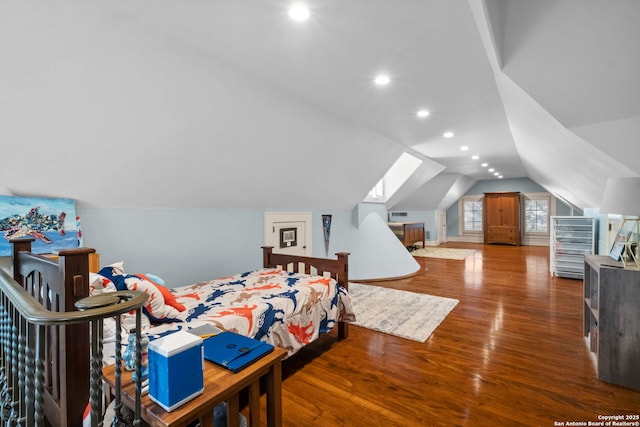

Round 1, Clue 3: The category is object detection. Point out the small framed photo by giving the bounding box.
[279,227,297,248]
[609,228,630,261]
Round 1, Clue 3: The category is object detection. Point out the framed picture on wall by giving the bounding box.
[279,227,297,248]
[608,227,630,261]
[0,195,79,256]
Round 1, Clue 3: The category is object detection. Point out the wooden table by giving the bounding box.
[102,347,287,427]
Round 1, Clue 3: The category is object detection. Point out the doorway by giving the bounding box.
[438,210,447,244]
[264,212,312,256]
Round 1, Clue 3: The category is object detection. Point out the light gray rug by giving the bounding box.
[349,283,459,342]
[411,247,475,260]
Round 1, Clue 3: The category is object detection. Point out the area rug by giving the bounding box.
[411,247,475,260]
[348,283,459,342]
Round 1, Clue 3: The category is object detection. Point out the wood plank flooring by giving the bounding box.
[275,243,640,426]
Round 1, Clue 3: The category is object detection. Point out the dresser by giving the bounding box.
[583,255,640,390]
[483,192,521,245]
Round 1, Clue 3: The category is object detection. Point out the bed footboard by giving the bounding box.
[262,246,350,339]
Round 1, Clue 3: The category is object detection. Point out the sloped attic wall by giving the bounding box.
[0,2,402,210]
[389,173,476,212]
[475,0,639,210]
[0,2,418,283]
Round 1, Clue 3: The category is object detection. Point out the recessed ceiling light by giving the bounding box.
[374,75,390,86]
[472,155,479,160]
[481,163,488,167]
[460,146,469,151]
[443,131,454,138]
[416,110,430,118]
[488,168,495,172]
[498,175,503,179]
[288,5,310,21]
[493,172,499,176]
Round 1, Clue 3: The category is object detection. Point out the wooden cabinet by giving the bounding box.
[388,222,425,250]
[483,192,521,245]
[583,255,640,390]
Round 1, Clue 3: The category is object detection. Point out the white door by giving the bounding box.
[438,210,447,243]
[264,212,312,256]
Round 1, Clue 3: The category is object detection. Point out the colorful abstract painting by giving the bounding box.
[0,195,79,256]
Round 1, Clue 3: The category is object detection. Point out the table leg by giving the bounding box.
[265,361,282,427]
[227,395,240,427]
[248,380,260,427]
[199,412,214,427]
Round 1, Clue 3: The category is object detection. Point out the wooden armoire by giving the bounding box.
[483,192,521,245]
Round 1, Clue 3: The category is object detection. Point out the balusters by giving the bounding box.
[89,317,104,427]
[33,325,45,427]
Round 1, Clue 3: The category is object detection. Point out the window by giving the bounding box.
[368,179,384,199]
[459,195,483,235]
[364,152,422,203]
[463,200,483,231]
[524,197,549,233]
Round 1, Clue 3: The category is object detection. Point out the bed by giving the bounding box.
[1,239,353,426]
[388,221,426,251]
[94,246,354,363]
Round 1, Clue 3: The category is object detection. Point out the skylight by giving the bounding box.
[365,152,423,203]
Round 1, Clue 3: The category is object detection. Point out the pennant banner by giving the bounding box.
[322,214,332,257]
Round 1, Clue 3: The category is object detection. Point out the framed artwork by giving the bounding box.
[0,195,79,256]
[608,227,630,261]
[279,227,297,248]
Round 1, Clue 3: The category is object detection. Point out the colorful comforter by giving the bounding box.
[100,268,354,359]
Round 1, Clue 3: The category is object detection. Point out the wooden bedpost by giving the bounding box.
[55,248,96,426]
[11,237,35,282]
[57,247,96,310]
[335,252,350,340]
[262,246,274,268]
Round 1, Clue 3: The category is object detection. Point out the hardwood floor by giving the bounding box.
[275,243,640,426]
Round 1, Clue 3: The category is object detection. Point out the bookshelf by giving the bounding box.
[550,216,596,279]
[583,255,640,390]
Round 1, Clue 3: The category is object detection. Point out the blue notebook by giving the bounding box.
[202,331,274,373]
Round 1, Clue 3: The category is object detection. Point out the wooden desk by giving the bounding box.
[103,347,287,427]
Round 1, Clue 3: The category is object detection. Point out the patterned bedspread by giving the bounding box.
[102,268,354,360]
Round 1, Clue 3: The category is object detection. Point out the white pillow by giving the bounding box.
[107,261,125,275]
[89,273,117,295]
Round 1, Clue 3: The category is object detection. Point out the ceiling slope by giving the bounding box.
[1,1,637,211]
[389,173,476,212]
[0,1,404,209]
[474,0,639,210]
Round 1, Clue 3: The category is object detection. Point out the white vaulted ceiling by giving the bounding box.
[1,0,638,210]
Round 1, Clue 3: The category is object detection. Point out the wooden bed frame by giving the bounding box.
[1,240,350,425]
[388,221,426,250]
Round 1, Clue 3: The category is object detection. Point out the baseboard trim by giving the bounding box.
[351,269,419,284]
